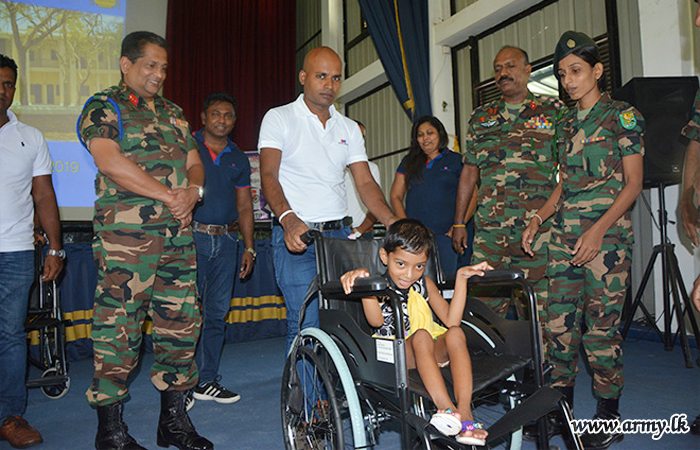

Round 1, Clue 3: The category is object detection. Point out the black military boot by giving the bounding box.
[523,386,574,441]
[95,401,146,450]
[157,390,213,450]
[580,398,624,450]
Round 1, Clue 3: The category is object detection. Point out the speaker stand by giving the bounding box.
[621,182,700,368]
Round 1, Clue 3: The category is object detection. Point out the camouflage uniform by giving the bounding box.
[464,91,563,318]
[78,82,200,406]
[682,89,700,144]
[546,93,644,400]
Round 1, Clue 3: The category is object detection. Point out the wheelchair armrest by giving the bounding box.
[468,269,526,287]
[321,276,389,299]
[441,269,525,290]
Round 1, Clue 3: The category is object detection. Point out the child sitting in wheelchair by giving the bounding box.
[340,218,491,446]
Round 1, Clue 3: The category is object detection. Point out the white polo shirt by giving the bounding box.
[258,94,368,223]
[344,161,381,228]
[0,110,53,252]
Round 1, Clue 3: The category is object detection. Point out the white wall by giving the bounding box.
[126,0,168,37]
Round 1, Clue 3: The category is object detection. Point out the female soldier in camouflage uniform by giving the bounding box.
[521,31,644,450]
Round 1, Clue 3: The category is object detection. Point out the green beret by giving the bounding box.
[553,31,597,78]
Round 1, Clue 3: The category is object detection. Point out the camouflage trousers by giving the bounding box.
[472,226,550,326]
[545,240,630,400]
[86,225,200,406]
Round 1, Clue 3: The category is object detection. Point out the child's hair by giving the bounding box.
[382,218,432,258]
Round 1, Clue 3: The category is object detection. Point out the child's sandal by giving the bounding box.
[455,420,486,446]
[429,409,462,436]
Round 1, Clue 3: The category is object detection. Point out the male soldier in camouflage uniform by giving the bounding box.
[452,46,563,319]
[522,31,644,448]
[680,4,700,436]
[77,32,212,450]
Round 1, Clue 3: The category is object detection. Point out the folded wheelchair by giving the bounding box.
[281,232,583,449]
[25,245,71,399]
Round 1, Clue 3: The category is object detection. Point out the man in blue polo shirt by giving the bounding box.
[190,92,255,408]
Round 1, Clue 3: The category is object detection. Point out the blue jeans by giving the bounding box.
[194,231,241,384]
[0,250,34,420]
[272,225,351,351]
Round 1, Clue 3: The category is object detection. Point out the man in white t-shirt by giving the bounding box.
[344,122,381,239]
[259,46,396,350]
[0,53,63,449]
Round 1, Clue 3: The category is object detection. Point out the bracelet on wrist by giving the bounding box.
[533,213,543,225]
[452,223,466,228]
[278,209,295,222]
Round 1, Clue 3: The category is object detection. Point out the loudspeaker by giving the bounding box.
[612,77,698,188]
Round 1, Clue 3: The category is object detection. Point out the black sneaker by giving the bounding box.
[193,378,241,404]
[185,392,195,411]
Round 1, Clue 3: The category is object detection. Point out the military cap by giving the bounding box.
[553,31,597,78]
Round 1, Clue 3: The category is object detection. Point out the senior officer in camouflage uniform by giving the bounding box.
[78,32,212,450]
[452,45,562,318]
[522,32,644,449]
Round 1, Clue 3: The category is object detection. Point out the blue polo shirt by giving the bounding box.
[397,148,463,235]
[192,130,251,225]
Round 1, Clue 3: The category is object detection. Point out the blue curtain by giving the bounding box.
[358,0,432,121]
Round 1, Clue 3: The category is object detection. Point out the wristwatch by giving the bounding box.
[47,249,66,259]
[192,185,204,202]
[244,247,257,259]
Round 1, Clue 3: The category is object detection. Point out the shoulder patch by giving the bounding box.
[619,111,637,130]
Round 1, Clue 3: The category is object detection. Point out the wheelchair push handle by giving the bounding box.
[300,229,321,245]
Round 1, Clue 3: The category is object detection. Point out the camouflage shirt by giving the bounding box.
[681,89,700,142]
[464,91,563,231]
[78,82,196,230]
[553,92,645,247]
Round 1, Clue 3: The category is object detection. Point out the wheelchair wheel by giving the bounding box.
[40,368,70,399]
[281,336,345,449]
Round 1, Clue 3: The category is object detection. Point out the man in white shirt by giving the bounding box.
[259,46,396,350]
[0,53,63,449]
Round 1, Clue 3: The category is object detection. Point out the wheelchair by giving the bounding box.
[281,232,583,449]
[25,245,71,399]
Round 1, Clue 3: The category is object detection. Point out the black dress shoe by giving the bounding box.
[157,390,213,450]
[95,401,146,450]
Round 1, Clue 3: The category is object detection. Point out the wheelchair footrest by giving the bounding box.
[485,386,563,445]
[26,374,69,389]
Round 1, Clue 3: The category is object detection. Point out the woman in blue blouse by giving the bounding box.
[390,116,473,275]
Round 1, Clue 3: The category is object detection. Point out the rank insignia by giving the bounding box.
[128,93,139,107]
[619,111,636,130]
[530,100,536,110]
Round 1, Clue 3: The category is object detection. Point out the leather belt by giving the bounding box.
[193,221,240,235]
[272,216,352,232]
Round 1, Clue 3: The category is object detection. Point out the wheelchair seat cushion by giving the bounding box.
[408,352,530,401]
